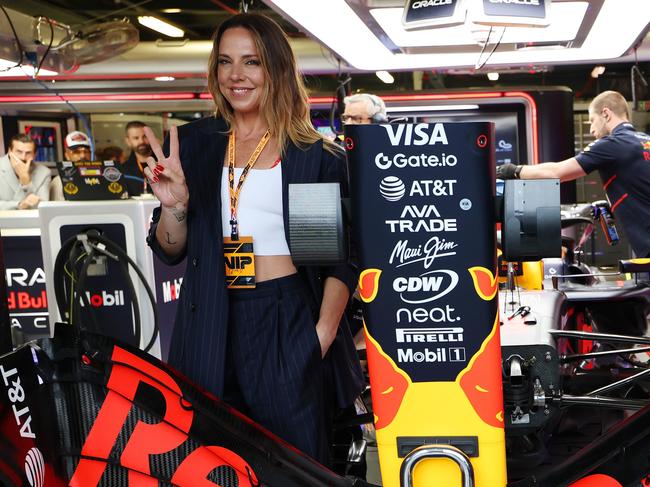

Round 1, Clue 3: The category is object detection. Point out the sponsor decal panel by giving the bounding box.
[348,121,496,384]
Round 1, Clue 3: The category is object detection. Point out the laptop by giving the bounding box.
[56,160,130,201]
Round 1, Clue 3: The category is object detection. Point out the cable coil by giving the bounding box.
[53,229,159,353]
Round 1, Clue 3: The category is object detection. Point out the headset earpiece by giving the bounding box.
[366,94,388,123]
[371,112,388,124]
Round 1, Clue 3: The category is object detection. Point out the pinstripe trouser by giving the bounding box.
[223,273,329,464]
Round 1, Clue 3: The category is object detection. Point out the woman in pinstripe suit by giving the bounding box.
[143,13,363,464]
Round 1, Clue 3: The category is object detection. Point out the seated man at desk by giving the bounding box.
[0,134,51,210]
[50,131,94,201]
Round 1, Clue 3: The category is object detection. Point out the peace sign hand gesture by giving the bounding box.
[143,125,189,209]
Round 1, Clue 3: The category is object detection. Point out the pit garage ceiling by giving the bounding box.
[266,0,650,71]
[0,0,648,78]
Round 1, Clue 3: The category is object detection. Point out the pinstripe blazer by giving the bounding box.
[148,116,363,408]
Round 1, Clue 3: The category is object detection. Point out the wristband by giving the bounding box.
[514,165,523,179]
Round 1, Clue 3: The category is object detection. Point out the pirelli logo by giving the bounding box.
[395,327,464,343]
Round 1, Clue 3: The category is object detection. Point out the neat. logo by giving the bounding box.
[396,327,464,343]
[375,152,457,170]
[382,123,449,146]
[79,290,125,307]
[385,204,457,233]
[24,448,45,487]
[396,304,460,323]
[379,176,406,202]
[162,277,183,303]
[392,269,458,304]
[411,0,452,8]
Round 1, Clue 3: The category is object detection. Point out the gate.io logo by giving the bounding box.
[25,447,45,487]
[380,176,406,202]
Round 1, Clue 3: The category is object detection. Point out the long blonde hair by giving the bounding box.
[207,13,340,155]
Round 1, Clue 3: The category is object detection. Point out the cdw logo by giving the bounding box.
[382,123,449,146]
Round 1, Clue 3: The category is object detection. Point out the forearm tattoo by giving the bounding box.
[170,207,187,223]
[165,232,177,245]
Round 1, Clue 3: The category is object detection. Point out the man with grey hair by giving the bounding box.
[497,90,650,257]
[342,93,388,125]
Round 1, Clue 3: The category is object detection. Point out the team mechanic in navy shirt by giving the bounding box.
[498,90,650,257]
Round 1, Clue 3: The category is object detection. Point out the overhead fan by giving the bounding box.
[52,19,140,67]
[0,9,139,74]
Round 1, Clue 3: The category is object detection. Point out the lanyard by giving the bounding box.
[227,130,271,240]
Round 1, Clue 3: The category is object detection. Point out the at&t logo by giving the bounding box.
[24,447,45,487]
[379,176,405,202]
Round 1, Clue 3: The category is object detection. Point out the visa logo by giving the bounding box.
[382,123,449,146]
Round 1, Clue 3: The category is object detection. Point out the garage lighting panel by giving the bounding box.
[264,0,650,70]
[469,0,551,27]
[402,0,467,29]
[374,2,587,47]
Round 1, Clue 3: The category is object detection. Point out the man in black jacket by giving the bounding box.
[497,90,650,258]
[122,121,153,196]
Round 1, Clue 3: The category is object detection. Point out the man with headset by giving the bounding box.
[342,93,388,125]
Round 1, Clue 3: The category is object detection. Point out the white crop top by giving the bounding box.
[220,163,291,255]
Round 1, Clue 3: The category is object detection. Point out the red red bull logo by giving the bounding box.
[364,330,409,430]
[459,267,503,428]
[358,269,382,303]
[70,346,259,486]
[468,266,498,301]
